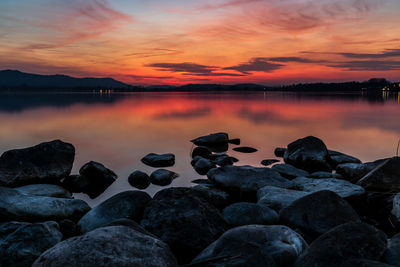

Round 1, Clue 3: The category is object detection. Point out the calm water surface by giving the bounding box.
[0,91,399,206]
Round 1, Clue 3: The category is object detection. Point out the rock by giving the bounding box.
[228,138,241,145]
[357,157,400,191]
[191,146,212,159]
[274,147,287,157]
[284,136,332,172]
[61,174,89,193]
[328,150,361,168]
[392,193,400,221]
[261,159,280,166]
[78,161,118,198]
[150,169,179,186]
[294,222,387,267]
[128,170,150,190]
[141,187,227,264]
[272,164,310,179]
[15,184,72,198]
[207,165,292,194]
[78,190,151,233]
[58,219,79,240]
[191,185,231,208]
[383,233,400,266]
[233,146,258,153]
[308,171,343,179]
[341,259,395,267]
[336,158,388,183]
[280,190,360,236]
[104,218,156,238]
[0,187,90,222]
[192,225,308,267]
[0,221,62,267]
[32,226,178,267]
[191,132,229,146]
[214,154,235,166]
[141,153,175,167]
[223,202,278,226]
[291,177,365,198]
[257,186,312,211]
[0,140,74,187]
[193,157,215,175]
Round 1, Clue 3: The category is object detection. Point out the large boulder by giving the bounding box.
[357,157,400,191]
[32,226,178,267]
[272,164,309,179]
[207,165,291,194]
[280,190,360,236]
[294,222,387,267]
[284,136,332,172]
[0,140,74,187]
[0,187,90,222]
[14,184,72,198]
[257,186,312,211]
[328,150,361,168]
[336,158,388,183]
[141,187,227,264]
[192,225,308,267]
[78,191,151,233]
[141,153,175,168]
[0,221,62,267]
[223,202,278,226]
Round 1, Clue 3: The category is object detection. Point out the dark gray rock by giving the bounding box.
[191,185,230,208]
[0,187,90,222]
[141,153,175,168]
[357,157,400,191]
[228,138,241,145]
[274,147,287,157]
[32,226,178,267]
[291,177,365,198]
[261,159,280,166]
[58,219,79,240]
[214,154,235,166]
[128,170,150,190]
[341,259,395,267]
[141,187,227,264]
[0,140,74,187]
[150,169,179,186]
[61,174,89,193]
[328,150,361,168]
[0,221,62,267]
[15,184,72,198]
[393,193,400,222]
[192,225,308,267]
[191,146,212,159]
[383,233,400,266]
[272,164,310,179]
[78,190,151,233]
[284,136,332,172]
[104,219,156,238]
[257,186,312,211]
[336,158,388,183]
[294,222,387,267]
[207,165,292,194]
[193,157,215,175]
[308,171,343,179]
[280,190,360,236]
[191,132,229,146]
[233,146,258,153]
[223,202,278,226]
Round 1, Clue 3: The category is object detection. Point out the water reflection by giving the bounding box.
[0,91,399,206]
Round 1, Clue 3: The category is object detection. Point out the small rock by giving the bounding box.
[328,150,361,168]
[223,202,278,226]
[15,184,72,198]
[191,146,211,159]
[233,146,258,153]
[61,174,90,193]
[228,138,241,145]
[274,147,287,157]
[141,153,175,167]
[261,159,280,166]
[272,163,310,179]
[308,171,343,179]
[128,170,150,190]
[214,154,235,166]
[191,132,229,146]
[150,169,179,186]
[193,157,215,175]
[257,186,312,211]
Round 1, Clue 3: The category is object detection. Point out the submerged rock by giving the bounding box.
[150,169,178,186]
[272,163,310,179]
[15,184,72,198]
[0,187,90,222]
[128,170,150,190]
[223,202,278,226]
[0,221,62,267]
[233,146,258,153]
[357,157,400,191]
[274,147,287,157]
[328,150,361,168]
[257,186,312,211]
[228,138,241,145]
[191,132,229,146]
[261,159,280,166]
[0,140,75,187]
[32,226,178,267]
[141,153,175,168]
[191,146,211,159]
[78,191,151,233]
[284,136,332,172]
[192,225,308,267]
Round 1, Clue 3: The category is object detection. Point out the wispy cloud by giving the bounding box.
[224,58,283,74]
[331,60,400,71]
[339,49,400,59]
[147,62,245,76]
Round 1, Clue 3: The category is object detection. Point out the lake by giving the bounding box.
[0,91,399,206]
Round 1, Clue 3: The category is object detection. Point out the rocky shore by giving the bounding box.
[1,134,400,266]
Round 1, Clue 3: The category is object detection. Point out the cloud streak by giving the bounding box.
[224,58,283,74]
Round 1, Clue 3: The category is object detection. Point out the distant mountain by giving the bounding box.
[0,70,131,89]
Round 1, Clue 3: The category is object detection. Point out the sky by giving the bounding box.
[0,0,400,85]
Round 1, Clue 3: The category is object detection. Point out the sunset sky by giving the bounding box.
[1,0,400,85]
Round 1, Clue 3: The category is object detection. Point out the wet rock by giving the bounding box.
[191,146,211,159]
[191,132,229,146]
[141,153,175,168]
[58,219,79,240]
[308,171,343,179]
[207,165,292,194]
[280,190,360,236]
[0,187,90,222]
[261,159,280,166]
[357,157,400,191]
[342,259,395,267]
[141,187,227,264]
[328,150,361,168]
[128,170,150,190]
[223,202,278,226]
[0,140,75,187]
[191,185,231,208]
[294,222,387,267]
[150,169,179,186]
[192,225,308,267]
[15,184,72,198]
[193,157,215,175]
[32,226,178,267]
[78,191,151,233]
[383,233,400,266]
[336,159,388,183]
[274,147,287,157]
[214,154,235,166]
[257,186,312,211]
[391,192,400,221]
[272,163,310,179]
[233,146,258,153]
[291,177,365,198]
[103,218,156,238]
[0,221,62,267]
[61,174,89,193]
[228,138,241,145]
[284,136,332,172]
